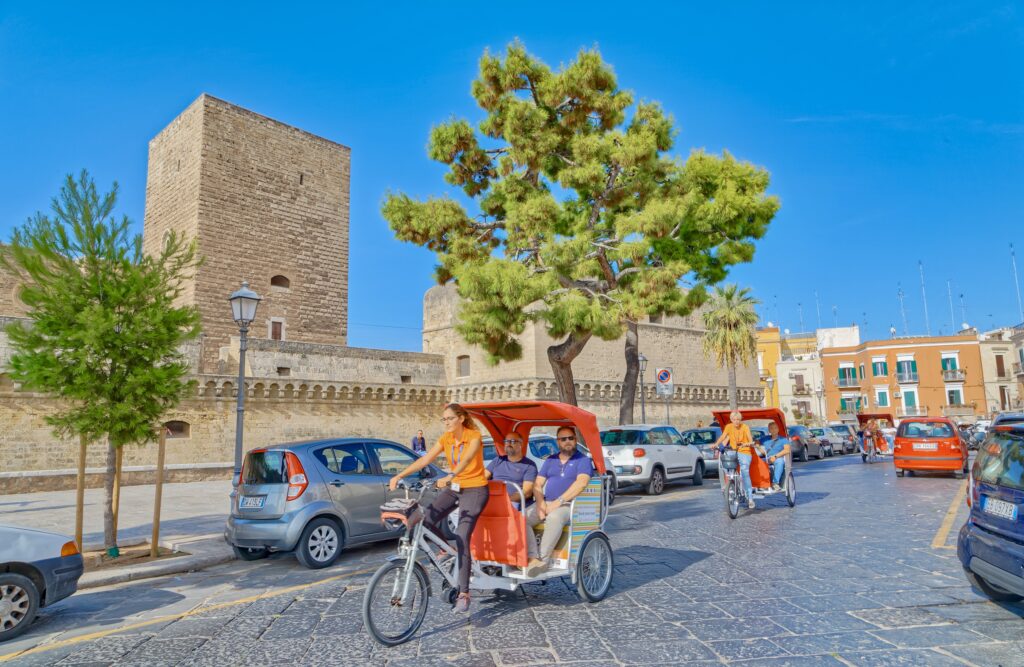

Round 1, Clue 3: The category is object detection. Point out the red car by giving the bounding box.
[893,417,969,478]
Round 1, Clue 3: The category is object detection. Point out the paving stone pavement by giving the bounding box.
[4,454,1024,666]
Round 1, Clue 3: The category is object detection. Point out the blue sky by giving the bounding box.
[1,2,1022,350]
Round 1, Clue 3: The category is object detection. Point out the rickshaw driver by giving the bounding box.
[714,410,756,509]
[760,421,790,491]
[525,426,595,576]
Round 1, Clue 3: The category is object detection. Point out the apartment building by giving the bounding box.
[980,328,1021,413]
[821,334,986,423]
[1011,324,1024,406]
[757,325,858,413]
[776,355,826,423]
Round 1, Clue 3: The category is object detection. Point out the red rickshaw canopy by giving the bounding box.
[711,408,789,437]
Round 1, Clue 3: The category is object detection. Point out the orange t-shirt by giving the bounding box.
[439,427,488,489]
[723,423,754,454]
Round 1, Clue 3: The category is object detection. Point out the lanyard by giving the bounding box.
[449,439,466,469]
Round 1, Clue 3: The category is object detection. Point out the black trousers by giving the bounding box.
[424,485,489,593]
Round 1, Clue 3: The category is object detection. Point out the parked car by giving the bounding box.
[993,413,1024,428]
[600,425,705,495]
[225,438,450,569]
[481,433,617,504]
[786,425,816,461]
[680,426,722,475]
[0,526,84,642]
[893,418,969,479]
[809,428,837,457]
[826,423,859,454]
[958,424,1024,602]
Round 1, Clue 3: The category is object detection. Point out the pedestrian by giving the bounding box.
[389,403,488,613]
[411,429,427,456]
[696,419,704,428]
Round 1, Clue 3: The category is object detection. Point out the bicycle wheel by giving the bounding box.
[726,477,741,519]
[362,559,430,646]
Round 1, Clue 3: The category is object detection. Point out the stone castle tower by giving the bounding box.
[142,94,351,373]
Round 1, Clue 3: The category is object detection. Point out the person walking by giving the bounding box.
[389,404,488,613]
[410,429,427,456]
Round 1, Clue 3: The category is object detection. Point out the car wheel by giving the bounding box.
[232,545,270,561]
[691,461,704,486]
[607,473,617,506]
[295,517,343,569]
[965,570,1023,603]
[799,445,808,463]
[646,467,666,495]
[0,572,40,642]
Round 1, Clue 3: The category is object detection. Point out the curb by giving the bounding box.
[79,537,235,590]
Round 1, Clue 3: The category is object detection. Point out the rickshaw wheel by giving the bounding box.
[726,478,741,519]
[785,472,796,507]
[575,533,614,602]
[896,469,905,477]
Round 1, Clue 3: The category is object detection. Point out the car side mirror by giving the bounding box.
[419,468,434,479]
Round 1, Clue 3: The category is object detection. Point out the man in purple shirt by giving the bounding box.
[485,432,539,559]
[525,426,594,576]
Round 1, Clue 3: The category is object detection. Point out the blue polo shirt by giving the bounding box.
[486,456,538,507]
[538,451,594,502]
[762,436,789,458]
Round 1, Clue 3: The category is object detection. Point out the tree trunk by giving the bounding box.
[618,320,639,424]
[103,440,118,554]
[112,446,123,538]
[547,331,592,406]
[151,426,167,559]
[728,363,738,410]
[75,434,87,550]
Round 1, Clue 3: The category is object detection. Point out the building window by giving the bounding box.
[995,354,1006,378]
[270,275,291,289]
[859,364,866,380]
[400,375,412,384]
[165,421,190,438]
[277,366,291,377]
[941,352,959,371]
[946,386,964,406]
[270,319,284,341]
[872,359,888,376]
[456,355,470,378]
[649,314,663,324]
[875,388,889,407]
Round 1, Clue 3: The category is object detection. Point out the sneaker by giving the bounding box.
[747,498,756,509]
[525,558,548,577]
[453,593,470,613]
[771,484,782,492]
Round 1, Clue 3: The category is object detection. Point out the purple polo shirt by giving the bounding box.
[538,451,594,502]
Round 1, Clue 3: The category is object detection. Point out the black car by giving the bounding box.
[786,425,814,461]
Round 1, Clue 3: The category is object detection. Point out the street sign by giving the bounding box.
[655,367,673,397]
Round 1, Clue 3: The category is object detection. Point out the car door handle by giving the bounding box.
[330,480,345,487]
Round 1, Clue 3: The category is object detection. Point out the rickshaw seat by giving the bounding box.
[749,453,771,489]
[470,481,529,568]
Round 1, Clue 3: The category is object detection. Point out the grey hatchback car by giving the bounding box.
[224,438,448,569]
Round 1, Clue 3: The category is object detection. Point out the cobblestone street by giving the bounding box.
[4,455,1023,666]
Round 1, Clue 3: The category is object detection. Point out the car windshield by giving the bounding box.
[898,421,955,438]
[810,428,826,436]
[481,443,497,461]
[601,430,649,446]
[530,438,558,458]
[242,450,287,484]
[976,431,1024,492]
[997,415,1024,426]
[828,428,849,437]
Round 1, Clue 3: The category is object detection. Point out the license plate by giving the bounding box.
[912,442,938,451]
[240,495,266,509]
[983,497,1018,521]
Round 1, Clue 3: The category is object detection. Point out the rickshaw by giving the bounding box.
[856,413,894,463]
[362,401,614,646]
[712,409,796,519]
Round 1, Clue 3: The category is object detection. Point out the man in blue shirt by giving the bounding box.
[485,432,539,559]
[760,421,791,491]
[526,426,594,576]
[410,430,427,456]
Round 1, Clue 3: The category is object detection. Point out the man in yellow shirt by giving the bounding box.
[715,411,756,508]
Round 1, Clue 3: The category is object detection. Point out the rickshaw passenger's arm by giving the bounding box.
[556,474,592,504]
[533,475,547,504]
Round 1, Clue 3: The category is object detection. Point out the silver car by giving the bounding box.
[224,438,448,569]
[0,526,84,642]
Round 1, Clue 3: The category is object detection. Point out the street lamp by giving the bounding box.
[765,376,775,408]
[229,282,261,487]
[638,353,648,423]
[815,385,824,426]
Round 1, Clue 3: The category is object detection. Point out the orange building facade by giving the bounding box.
[821,334,986,423]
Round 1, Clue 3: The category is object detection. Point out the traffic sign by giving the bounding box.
[655,367,673,397]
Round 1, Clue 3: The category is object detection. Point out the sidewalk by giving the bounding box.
[0,480,237,587]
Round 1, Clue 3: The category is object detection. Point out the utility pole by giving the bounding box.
[798,302,805,333]
[832,305,838,328]
[919,260,931,336]
[897,285,909,335]
[959,293,967,328]
[814,291,822,329]
[1012,243,1024,323]
[947,280,955,333]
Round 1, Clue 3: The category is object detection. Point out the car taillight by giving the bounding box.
[791,436,800,442]
[633,448,646,457]
[285,452,308,501]
[61,541,80,557]
[967,468,978,508]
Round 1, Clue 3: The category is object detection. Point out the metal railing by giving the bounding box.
[836,377,859,388]
[793,385,811,395]
[896,371,919,383]
[1015,362,1024,377]
[942,405,975,417]
[942,369,965,382]
[897,406,927,417]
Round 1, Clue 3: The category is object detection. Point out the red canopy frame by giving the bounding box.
[461,401,606,475]
[711,408,789,437]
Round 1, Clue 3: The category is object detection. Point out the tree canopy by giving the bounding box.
[702,284,760,409]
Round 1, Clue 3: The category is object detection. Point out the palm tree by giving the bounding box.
[702,284,759,410]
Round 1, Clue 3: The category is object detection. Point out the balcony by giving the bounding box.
[897,406,927,417]
[942,368,966,382]
[793,385,811,396]
[836,376,859,388]
[896,371,919,383]
[943,404,975,418]
[1015,362,1024,378]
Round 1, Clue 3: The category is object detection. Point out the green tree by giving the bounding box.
[384,42,778,412]
[701,284,760,410]
[2,171,201,553]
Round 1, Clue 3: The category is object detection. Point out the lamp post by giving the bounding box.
[815,385,824,426]
[638,353,648,423]
[765,376,775,408]
[229,282,261,488]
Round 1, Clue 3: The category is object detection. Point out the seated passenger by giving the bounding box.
[484,432,539,561]
[526,426,594,576]
[759,421,790,491]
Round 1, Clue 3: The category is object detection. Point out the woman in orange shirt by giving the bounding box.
[389,403,488,612]
[714,410,756,508]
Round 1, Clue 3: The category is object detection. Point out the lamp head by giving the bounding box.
[228,281,262,327]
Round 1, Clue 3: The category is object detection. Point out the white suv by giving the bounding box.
[600,425,705,495]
